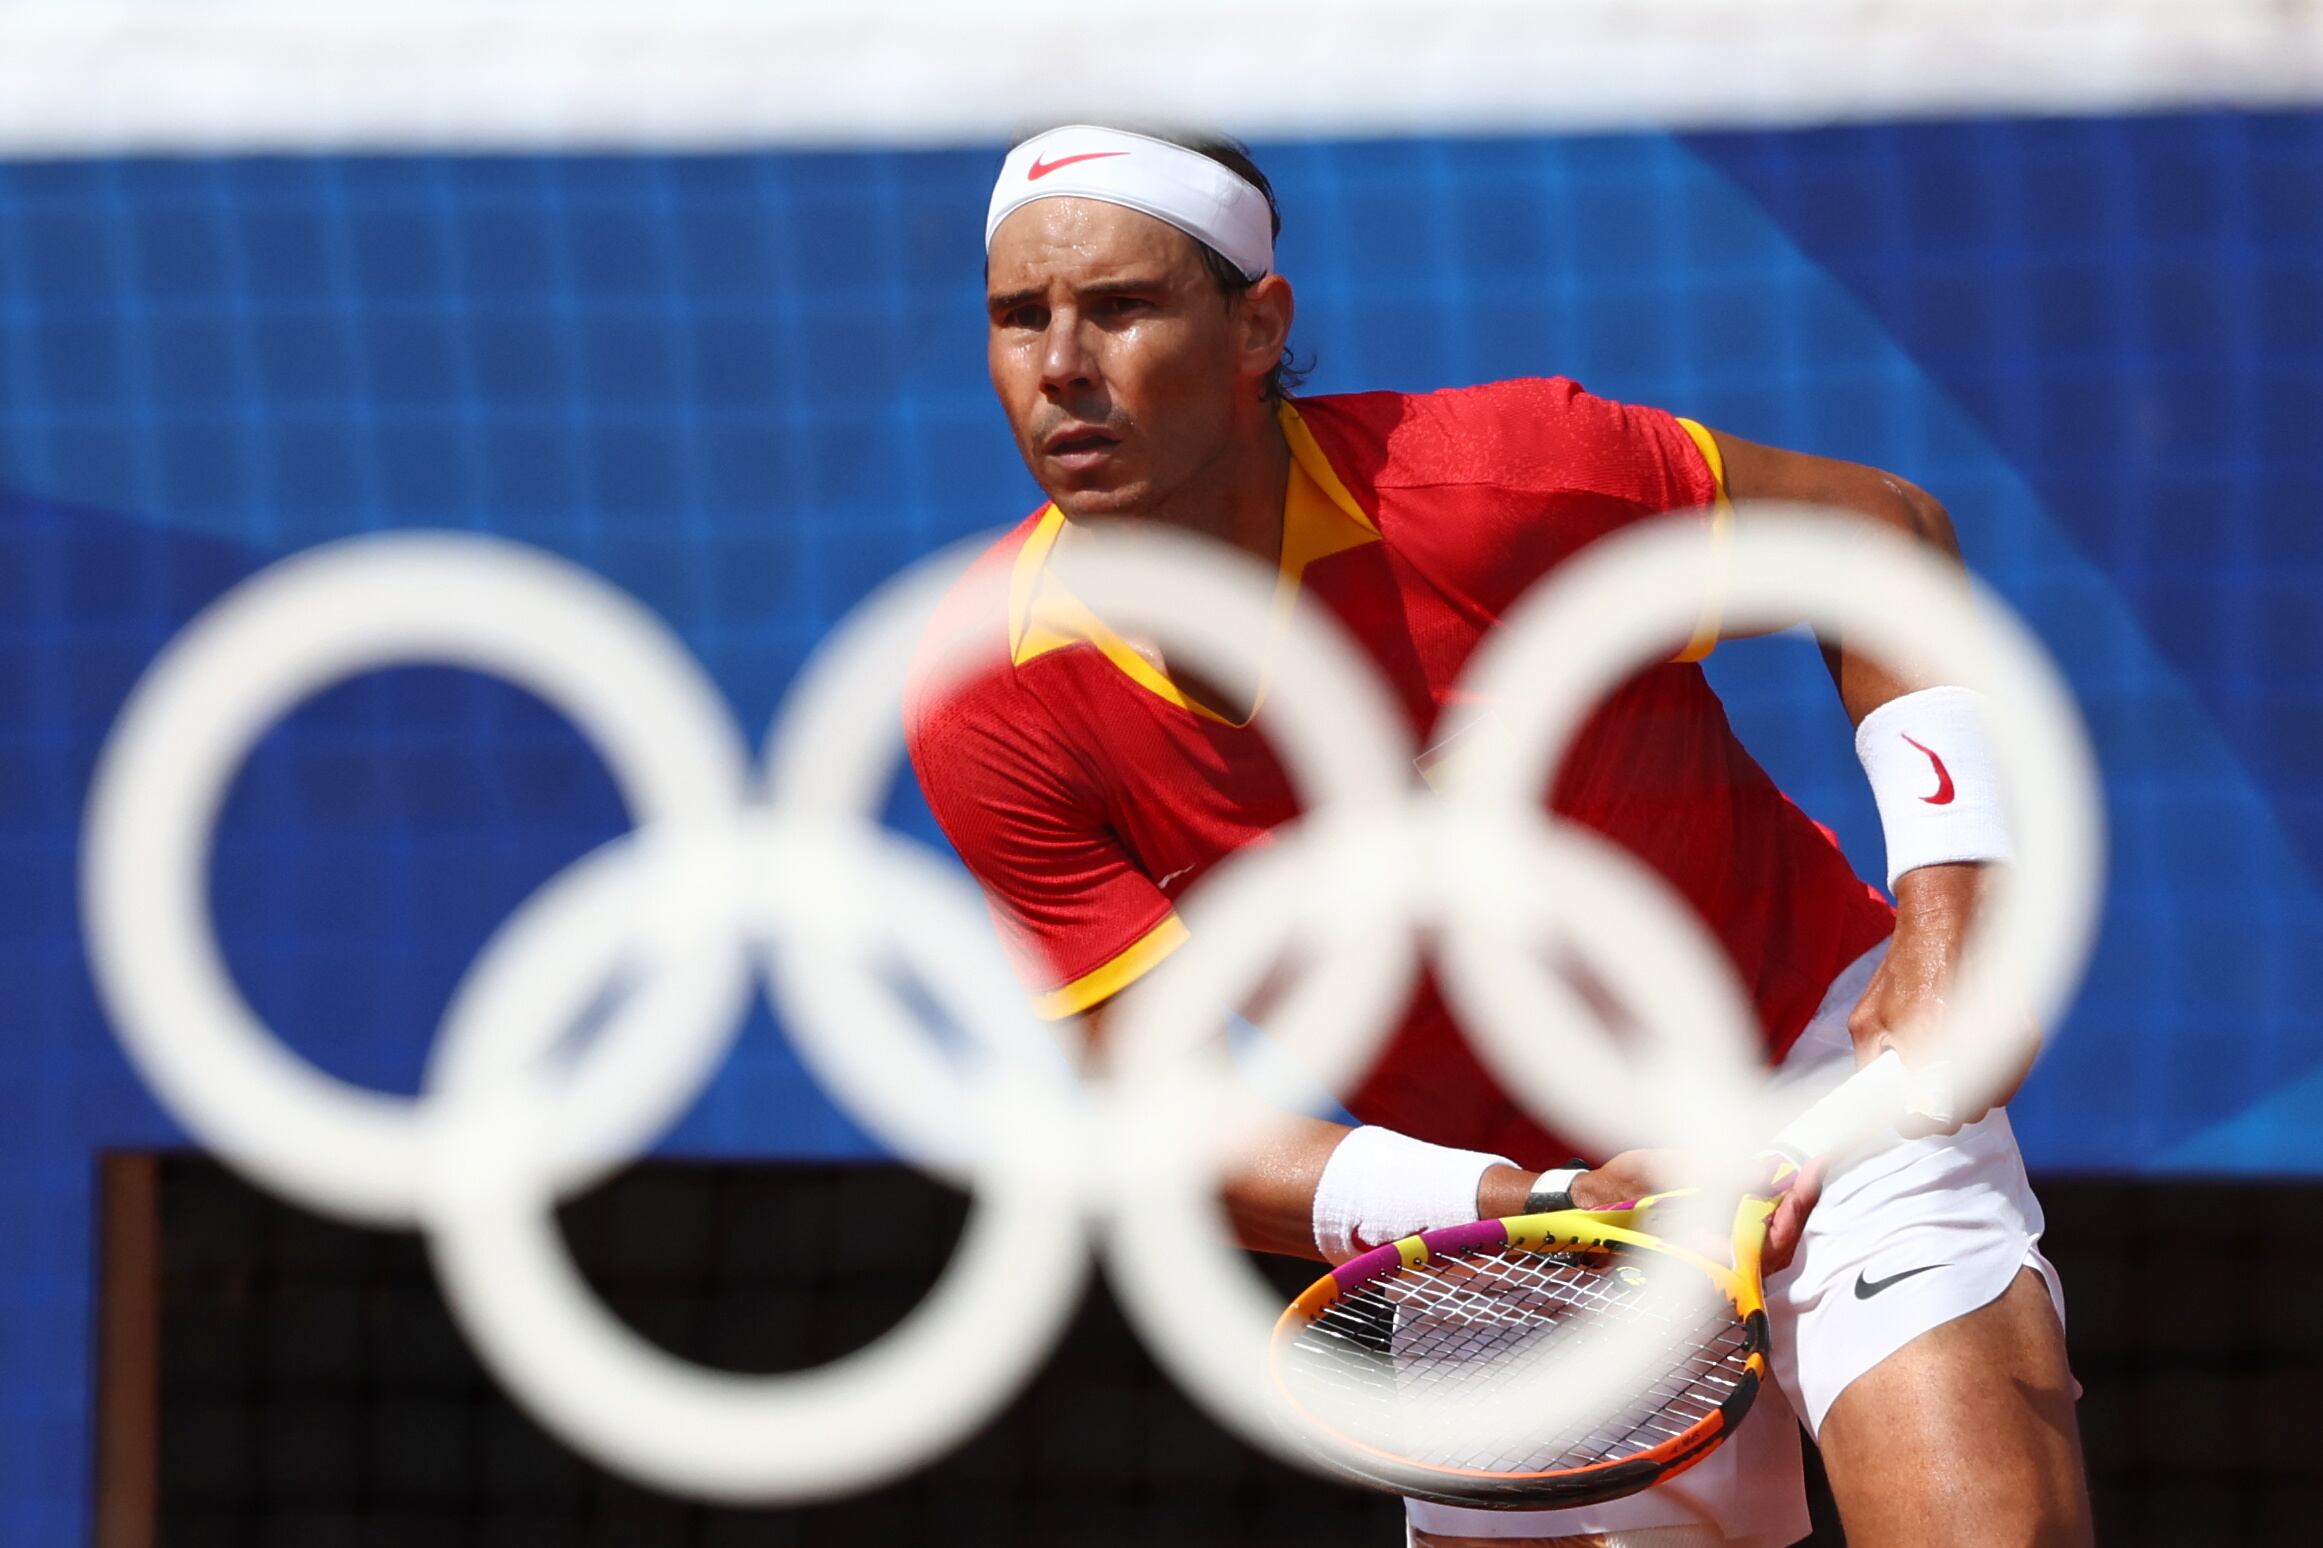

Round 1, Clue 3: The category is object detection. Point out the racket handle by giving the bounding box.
[1767,1049,1912,1168]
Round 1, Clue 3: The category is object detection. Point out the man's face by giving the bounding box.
[986,198,1248,519]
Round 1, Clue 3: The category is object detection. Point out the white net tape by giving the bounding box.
[1,0,2318,154]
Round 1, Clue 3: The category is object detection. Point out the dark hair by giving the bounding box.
[1166,133,1310,401]
[1007,126,1311,400]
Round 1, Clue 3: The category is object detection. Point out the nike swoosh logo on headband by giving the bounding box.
[1901,734,1957,806]
[1029,151,1129,180]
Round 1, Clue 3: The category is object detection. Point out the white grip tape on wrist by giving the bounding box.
[1855,686,2014,890]
[1528,1166,1586,1208]
[1905,1057,1958,1128]
[1311,1126,1515,1263]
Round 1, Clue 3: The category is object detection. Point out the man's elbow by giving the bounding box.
[1873,472,1962,562]
[1716,432,1963,562]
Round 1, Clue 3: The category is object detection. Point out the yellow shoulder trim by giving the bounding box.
[1677,416,1730,502]
[1672,417,1733,665]
[1031,912,1190,1020]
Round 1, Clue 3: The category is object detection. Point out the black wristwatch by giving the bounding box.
[1522,1157,1592,1214]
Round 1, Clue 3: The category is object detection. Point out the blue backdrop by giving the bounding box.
[4,114,2320,1538]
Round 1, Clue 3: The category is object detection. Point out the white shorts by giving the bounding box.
[1404,940,2069,1546]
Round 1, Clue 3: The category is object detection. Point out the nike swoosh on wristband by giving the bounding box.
[1900,733,1957,806]
[1854,1263,1948,1299]
[1028,151,1130,180]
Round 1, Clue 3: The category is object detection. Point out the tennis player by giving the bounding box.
[907,126,2091,1548]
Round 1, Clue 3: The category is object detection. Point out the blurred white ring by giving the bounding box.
[81,533,751,1226]
[1451,508,2104,1142]
[422,812,1091,1501]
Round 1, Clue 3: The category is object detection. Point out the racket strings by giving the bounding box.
[1282,1246,1753,1478]
[1402,1275,1741,1469]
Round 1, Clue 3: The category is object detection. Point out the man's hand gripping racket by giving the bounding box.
[1267,1051,1915,1509]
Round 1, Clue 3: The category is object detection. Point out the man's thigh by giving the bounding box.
[1815,1267,2091,1548]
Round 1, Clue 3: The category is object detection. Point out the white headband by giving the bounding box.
[985,125,1274,281]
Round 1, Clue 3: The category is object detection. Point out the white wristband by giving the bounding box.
[1855,686,2014,890]
[1311,1126,1515,1263]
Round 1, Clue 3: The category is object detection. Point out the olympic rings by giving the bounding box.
[80,507,2103,1501]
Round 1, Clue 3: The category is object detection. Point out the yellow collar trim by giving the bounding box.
[1006,401,1379,726]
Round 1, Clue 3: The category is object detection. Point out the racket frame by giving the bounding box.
[1270,1053,1904,1507]
[1268,1193,1778,1509]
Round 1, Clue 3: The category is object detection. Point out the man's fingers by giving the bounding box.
[1762,1157,1826,1273]
[1583,1147,1701,1207]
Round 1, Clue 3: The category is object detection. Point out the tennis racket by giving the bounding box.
[1268,1050,1912,1509]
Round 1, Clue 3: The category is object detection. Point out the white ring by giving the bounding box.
[423,812,1090,1501]
[1452,507,2103,1141]
[1103,507,2103,1469]
[761,527,1420,1175]
[81,532,751,1225]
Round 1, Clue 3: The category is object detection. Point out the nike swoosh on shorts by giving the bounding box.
[1854,1263,1948,1299]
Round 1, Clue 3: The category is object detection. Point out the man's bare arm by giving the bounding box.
[1709,429,1964,722]
[1706,429,2020,1120]
[1075,999,1550,1259]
